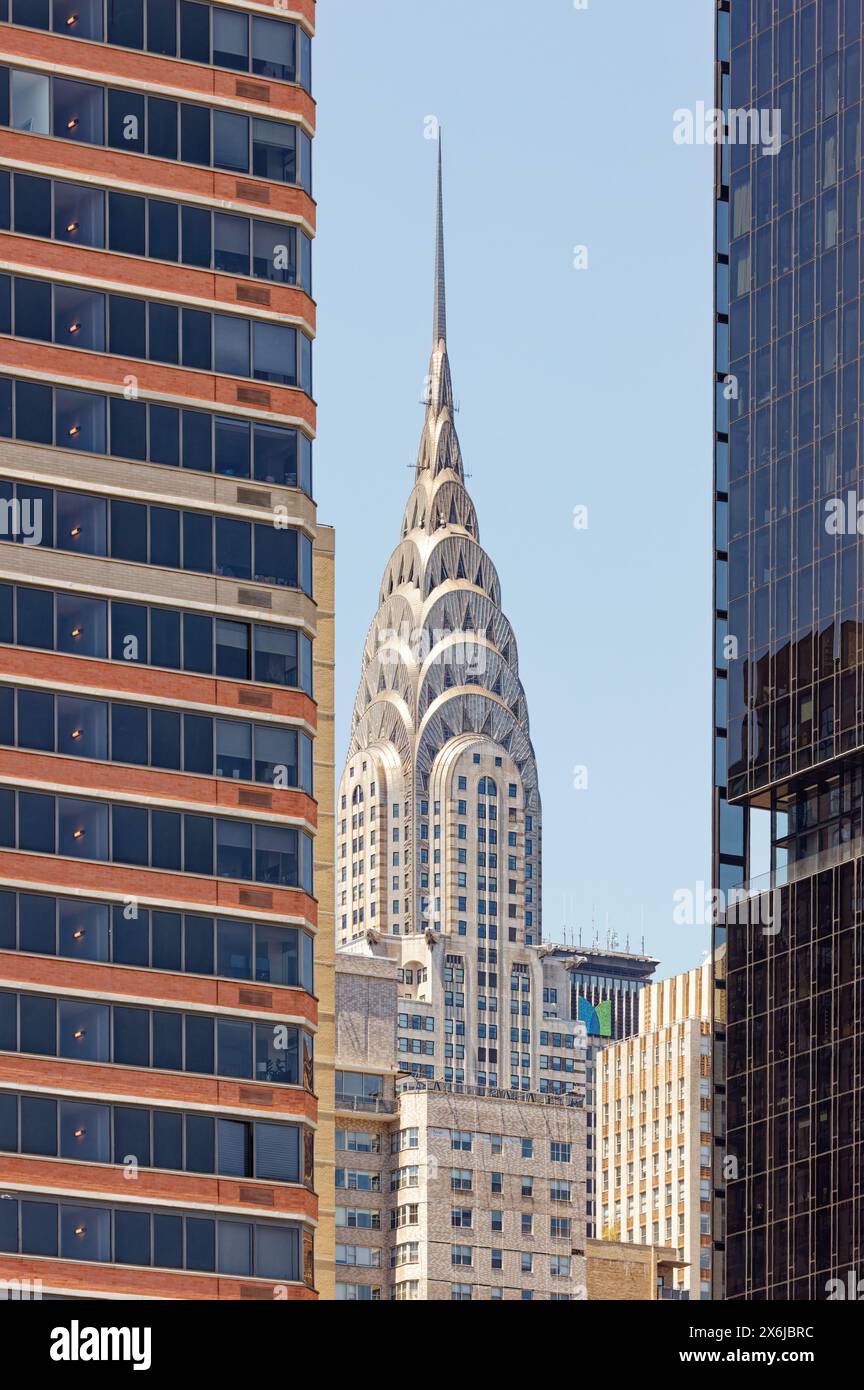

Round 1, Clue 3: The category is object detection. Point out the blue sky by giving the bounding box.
[313,0,715,980]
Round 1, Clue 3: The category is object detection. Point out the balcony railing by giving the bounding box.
[658,1288,689,1301]
[396,1078,582,1109]
[335,1094,397,1115]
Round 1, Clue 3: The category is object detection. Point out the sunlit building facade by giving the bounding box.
[337,146,551,1095]
[0,0,331,1301]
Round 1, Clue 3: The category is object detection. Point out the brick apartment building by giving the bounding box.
[334,949,587,1301]
[0,0,334,1301]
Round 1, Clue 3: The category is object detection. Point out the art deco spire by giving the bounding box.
[418,135,457,478]
[345,144,542,889]
[433,135,447,348]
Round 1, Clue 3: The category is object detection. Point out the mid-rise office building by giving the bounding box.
[712,0,863,1299]
[335,948,587,1302]
[544,943,659,1042]
[538,942,658,1236]
[0,0,331,1300]
[598,962,712,1300]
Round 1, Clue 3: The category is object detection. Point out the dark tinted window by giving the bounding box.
[13,173,51,238]
[153,1109,182,1170]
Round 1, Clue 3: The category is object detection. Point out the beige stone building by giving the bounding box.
[597,961,713,1300]
[334,949,587,1301]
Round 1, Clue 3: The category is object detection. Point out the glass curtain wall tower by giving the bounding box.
[713,0,863,1300]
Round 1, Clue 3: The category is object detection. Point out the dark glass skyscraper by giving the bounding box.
[713,0,863,1299]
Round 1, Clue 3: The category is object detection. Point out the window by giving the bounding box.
[391,1204,418,1230]
[10,70,49,135]
[8,2,310,91]
[334,1170,379,1193]
[390,1127,418,1153]
[550,1142,572,1163]
[451,1169,472,1193]
[0,1191,302,1279]
[336,1244,381,1269]
[336,1208,381,1232]
[390,1242,419,1269]
[451,1284,472,1301]
[390,1167,419,1192]
[0,64,311,188]
[0,890,313,991]
[394,1279,419,1301]
[0,787,312,888]
[2,990,312,1089]
[336,1283,380,1302]
[0,173,312,293]
[336,1129,380,1154]
[0,579,313,693]
[334,1071,385,1106]
[520,1252,533,1274]
[451,1208,472,1229]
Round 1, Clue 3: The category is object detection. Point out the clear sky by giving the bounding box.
[313,0,716,980]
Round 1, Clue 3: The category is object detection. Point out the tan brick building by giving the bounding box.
[586,1239,686,1302]
[597,961,713,1300]
[334,948,587,1301]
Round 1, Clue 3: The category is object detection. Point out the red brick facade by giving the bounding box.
[0,0,320,1301]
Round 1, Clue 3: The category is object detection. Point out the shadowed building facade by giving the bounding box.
[712,0,864,1300]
